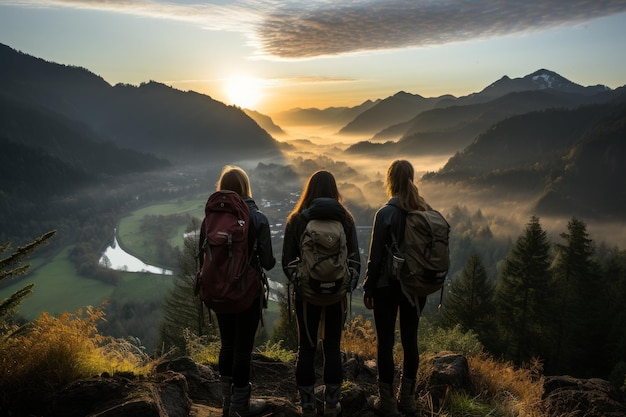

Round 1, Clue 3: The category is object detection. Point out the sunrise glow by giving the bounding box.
[223,76,264,109]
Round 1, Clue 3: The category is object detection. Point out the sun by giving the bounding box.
[224,76,264,109]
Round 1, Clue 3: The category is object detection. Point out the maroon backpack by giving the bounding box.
[197,190,259,314]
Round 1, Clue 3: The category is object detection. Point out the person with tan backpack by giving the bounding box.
[363,160,448,417]
[282,170,361,417]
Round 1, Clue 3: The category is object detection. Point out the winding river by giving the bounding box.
[98,234,173,275]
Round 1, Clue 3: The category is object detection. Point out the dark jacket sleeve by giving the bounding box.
[282,214,304,280]
[363,201,405,296]
[252,210,276,271]
[346,219,361,273]
[363,207,388,296]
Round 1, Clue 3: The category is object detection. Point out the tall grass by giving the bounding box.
[1,310,548,417]
[340,316,546,417]
[341,314,378,359]
[467,353,545,417]
[0,305,151,411]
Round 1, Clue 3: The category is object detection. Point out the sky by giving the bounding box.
[1,0,626,114]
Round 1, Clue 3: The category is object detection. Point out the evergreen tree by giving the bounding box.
[441,253,496,349]
[549,217,600,376]
[1,231,56,329]
[600,249,626,383]
[494,216,552,365]
[270,290,298,351]
[159,219,218,353]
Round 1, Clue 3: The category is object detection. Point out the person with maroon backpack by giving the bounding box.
[196,165,276,417]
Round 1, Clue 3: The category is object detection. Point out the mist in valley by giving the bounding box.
[269,124,626,251]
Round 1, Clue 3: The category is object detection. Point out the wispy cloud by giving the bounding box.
[8,0,626,58]
[256,0,626,58]
[6,0,262,31]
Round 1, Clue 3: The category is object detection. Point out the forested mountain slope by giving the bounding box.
[0,43,282,165]
[424,98,626,220]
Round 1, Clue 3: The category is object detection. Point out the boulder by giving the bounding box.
[21,353,626,417]
[50,371,191,417]
[542,375,626,417]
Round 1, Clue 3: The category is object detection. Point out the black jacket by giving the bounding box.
[282,197,361,283]
[363,197,407,297]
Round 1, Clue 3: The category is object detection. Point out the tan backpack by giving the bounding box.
[391,209,450,307]
[295,219,350,307]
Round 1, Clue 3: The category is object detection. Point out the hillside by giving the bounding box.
[534,103,626,219]
[0,136,94,198]
[0,95,167,176]
[423,99,626,220]
[0,43,282,165]
[338,91,451,136]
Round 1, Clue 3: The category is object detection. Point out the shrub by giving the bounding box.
[183,327,221,366]
[0,305,149,413]
[419,320,484,356]
[341,315,377,360]
[257,340,296,362]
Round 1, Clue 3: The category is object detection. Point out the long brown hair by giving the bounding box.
[385,160,427,211]
[287,170,353,223]
[216,165,252,197]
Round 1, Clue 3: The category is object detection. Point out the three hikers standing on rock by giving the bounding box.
[197,160,438,417]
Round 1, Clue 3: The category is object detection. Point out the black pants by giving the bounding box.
[216,296,261,388]
[372,282,425,384]
[295,295,344,386]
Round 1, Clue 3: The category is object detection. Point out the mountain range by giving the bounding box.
[0,43,281,170]
[1,42,625,222]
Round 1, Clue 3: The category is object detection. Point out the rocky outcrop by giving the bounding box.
[542,375,626,417]
[50,371,191,417]
[23,352,626,417]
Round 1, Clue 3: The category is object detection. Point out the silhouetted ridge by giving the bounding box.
[0,42,282,165]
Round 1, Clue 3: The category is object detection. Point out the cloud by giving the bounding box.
[255,0,626,58]
[7,0,261,31]
[9,0,626,59]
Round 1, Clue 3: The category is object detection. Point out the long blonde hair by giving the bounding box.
[216,165,252,197]
[385,160,427,211]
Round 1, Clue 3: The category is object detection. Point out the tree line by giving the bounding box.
[439,216,626,386]
[159,214,626,389]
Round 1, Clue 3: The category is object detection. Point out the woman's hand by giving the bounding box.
[363,294,374,310]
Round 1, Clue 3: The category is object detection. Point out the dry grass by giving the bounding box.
[467,352,545,417]
[341,315,378,360]
[0,309,552,417]
[411,352,546,417]
[0,305,151,408]
[183,327,221,366]
[341,317,547,417]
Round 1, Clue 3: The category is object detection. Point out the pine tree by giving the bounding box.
[269,290,298,351]
[494,216,552,365]
[550,217,600,376]
[600,249,626,383]
[159,219,218,352]
[1,231,56,330]
[441,253,496,349]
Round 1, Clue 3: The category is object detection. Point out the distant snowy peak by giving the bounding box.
[529,69,564,89]
[479,69,610,98]
[526,69,585,92]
